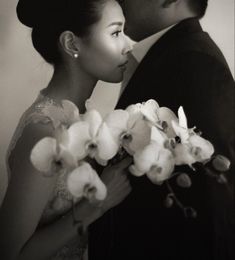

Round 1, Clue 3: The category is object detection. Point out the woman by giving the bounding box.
[0,0,132,259]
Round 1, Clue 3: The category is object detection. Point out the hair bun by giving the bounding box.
[17,0,38,28]
[16,0,62,28]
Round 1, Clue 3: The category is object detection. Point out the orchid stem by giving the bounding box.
[166,181,184,211]
[165,181,197,218]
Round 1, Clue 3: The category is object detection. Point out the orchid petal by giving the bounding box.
[142,99,160,123]
[94,155,108,166]
[104,110,129,130]
[104,110,129,139]
[150,126,168,147]
[30,137,57,172]
[53,126,78,167]
[61,100,80,124]
[133,143,158,173]
[59,148,77,168]
[146,149,174,184]
[96,123,119,161]
[172,120,189,143]
[188,135,214,162]
[83,110,103,137]
[54,126,69,147]
[66,121,90,160]
[174,143,196,166]
[127,112,143,130]
[125,103,142,114]
[127,119,151,154]
[67,162,107,201]
[91,173,107,201]
[129,164,145,176]
[178,106,188,129]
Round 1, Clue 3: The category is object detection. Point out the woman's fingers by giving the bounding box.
[98,156,133,212]
[113,156,133,171]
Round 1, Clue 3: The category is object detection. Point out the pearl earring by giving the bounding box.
[74,53,79,58]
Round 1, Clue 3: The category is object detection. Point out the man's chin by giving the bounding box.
[125,28,146,42]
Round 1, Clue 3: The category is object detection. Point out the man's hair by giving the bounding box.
[188,0,208,18]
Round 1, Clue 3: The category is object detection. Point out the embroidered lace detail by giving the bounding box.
[6,93,55,179]
[6,92,85,260]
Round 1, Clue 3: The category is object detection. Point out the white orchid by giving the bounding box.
[30,106,120,174]
[67,162,107,201]
[172,106,214,167]
[126,99,178,136]
[126,99,160,124]
[129,126,175,184]
[104,109,151,155]
[29,96,226,219]
[41,99,80,128]
[30,127,77,175]
[67,109,120,166]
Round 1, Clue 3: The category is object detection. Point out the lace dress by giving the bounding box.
[6,92,87,260]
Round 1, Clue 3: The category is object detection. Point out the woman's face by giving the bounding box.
[78,0,132,83]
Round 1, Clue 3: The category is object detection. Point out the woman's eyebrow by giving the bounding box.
[107,21,123,27]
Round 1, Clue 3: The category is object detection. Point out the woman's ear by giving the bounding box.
[59,31,80,58]
[162,0,178,8]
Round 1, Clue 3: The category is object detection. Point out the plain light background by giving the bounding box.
[0,0,234,203]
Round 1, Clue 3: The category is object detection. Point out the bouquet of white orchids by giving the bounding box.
[30,99,230,213]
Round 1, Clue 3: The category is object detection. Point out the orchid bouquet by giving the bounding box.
[30,99,230,218]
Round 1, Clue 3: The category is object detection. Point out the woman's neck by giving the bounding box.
[44,63,97,113]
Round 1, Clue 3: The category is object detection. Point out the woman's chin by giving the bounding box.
[102,74,124,84]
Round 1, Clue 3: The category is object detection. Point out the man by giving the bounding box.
[89,1,234,259]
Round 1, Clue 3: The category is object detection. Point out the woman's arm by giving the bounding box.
[0,122,132,260]
[16,157,132,260]
[16,200,103,260]
[0,122,79,259]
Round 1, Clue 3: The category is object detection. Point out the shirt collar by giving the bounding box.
[132,25,176,63]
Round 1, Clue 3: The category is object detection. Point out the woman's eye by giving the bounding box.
[112,30,122,37]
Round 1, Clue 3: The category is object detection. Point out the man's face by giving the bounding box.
[119,0,169,41]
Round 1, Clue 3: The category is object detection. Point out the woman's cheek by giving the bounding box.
[105,41,122,61]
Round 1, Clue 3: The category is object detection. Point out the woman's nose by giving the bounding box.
[122,36,133,55]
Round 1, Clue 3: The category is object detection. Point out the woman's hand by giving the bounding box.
[99,156,133,213]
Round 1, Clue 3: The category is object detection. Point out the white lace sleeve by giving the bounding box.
[6,93,53,179]
[5,93,87,259]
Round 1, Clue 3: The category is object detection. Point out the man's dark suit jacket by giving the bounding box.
[89,18,234,260]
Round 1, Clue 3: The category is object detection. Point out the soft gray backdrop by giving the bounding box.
[0,0,234,204]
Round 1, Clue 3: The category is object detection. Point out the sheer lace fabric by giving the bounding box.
[6,92,86,259]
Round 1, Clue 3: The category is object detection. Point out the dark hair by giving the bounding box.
[16,0,108,65]
[188,0,208,18]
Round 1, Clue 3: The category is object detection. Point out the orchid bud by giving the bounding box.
[184,207,197,218]
[212,155,231,172]
[164,194,174,208]
[176,173,192,188]
[216,174,228,184]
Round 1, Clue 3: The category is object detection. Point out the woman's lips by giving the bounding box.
[118,61,128,70]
